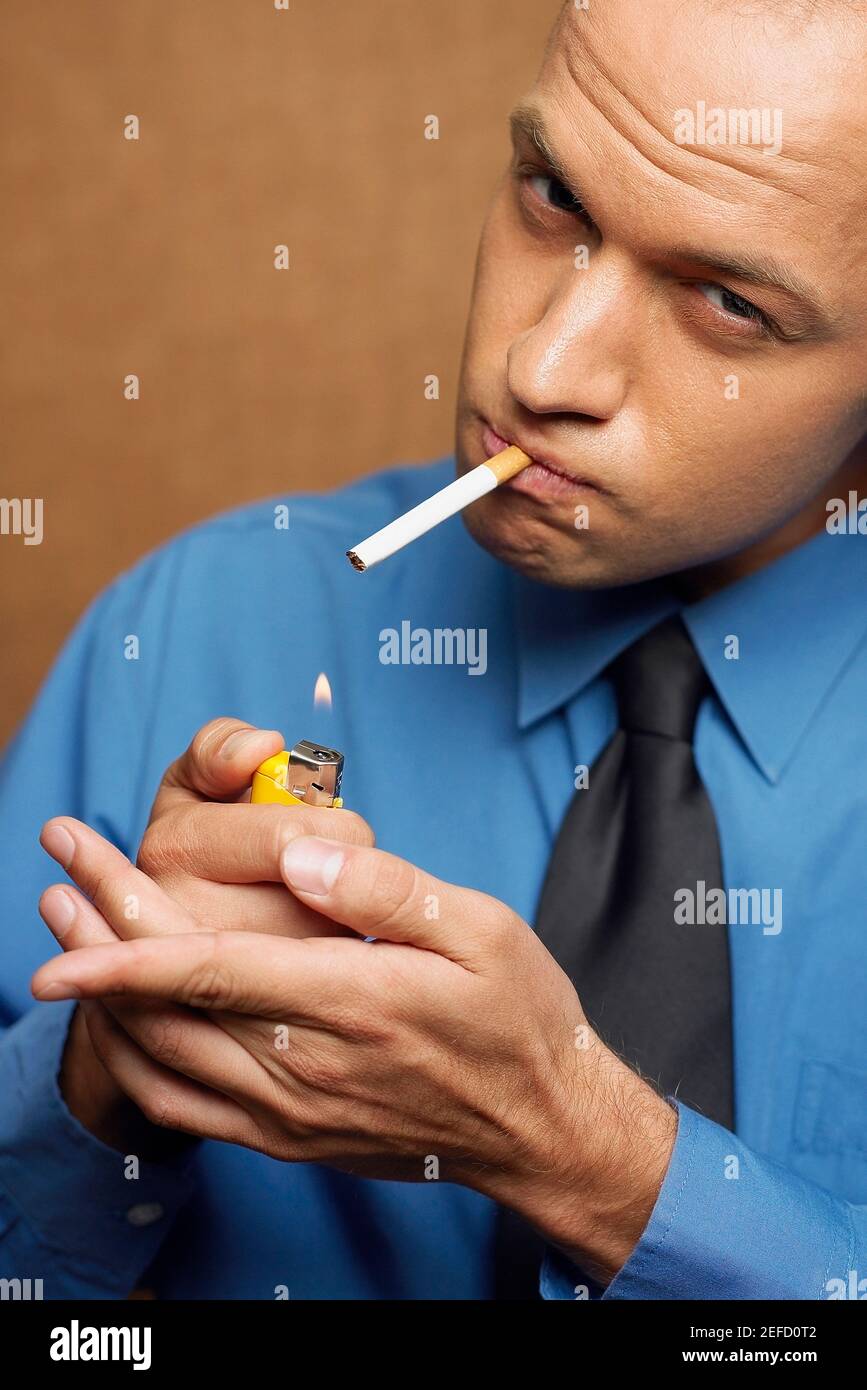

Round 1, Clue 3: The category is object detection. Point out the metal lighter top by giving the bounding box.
[251,739,344,808]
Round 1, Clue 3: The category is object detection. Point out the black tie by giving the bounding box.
[494,616,734,1298]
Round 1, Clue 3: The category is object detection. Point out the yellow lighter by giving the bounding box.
[251,739,345,809]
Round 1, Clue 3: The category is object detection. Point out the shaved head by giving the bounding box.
[456,0,867,590]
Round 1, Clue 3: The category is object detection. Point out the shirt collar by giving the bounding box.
[514,529,867,784]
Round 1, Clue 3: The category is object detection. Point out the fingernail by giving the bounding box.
[34,980,81,1001]
[221,729,263,760]
[40,823,75,870]
[281,837,345,896]
[41,888,76,941]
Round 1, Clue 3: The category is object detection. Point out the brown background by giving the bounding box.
[0,0,554,748]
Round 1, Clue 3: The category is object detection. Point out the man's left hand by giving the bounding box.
[34,826,677,1284]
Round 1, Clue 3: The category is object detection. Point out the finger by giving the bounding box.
[42,816,359,946]
[98,995,268,1100]
[138,802,375,886]
[155,719,284,809]
[41,818,196,940]
[82,1002,263,1147]
[40,883,120,948]
[279,837,510,967]
[39,882,250,1091]
[31,930,367,1019]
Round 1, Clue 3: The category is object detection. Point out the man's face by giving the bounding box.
[456,0,867,588]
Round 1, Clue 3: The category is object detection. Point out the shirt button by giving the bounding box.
[126,1202,165,1227]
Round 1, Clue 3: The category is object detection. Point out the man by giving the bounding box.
[2,0,866,1300]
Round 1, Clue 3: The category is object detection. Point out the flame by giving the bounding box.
[313,672,332,711]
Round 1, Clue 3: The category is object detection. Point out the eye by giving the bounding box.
[527,173,587,217]
[696,282,767,326]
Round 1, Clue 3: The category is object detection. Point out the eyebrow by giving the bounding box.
[508,102,834,337]
[510,104,588,210]
[668,246,828,327]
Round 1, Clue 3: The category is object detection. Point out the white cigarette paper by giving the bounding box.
[347,446,531,571]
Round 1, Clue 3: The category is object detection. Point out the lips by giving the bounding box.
[481,421,599,494]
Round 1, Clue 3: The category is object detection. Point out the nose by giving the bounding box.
[506,259,632,420]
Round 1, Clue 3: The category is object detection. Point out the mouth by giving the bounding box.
[480,422,600,500]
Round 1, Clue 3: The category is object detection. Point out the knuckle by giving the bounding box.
[273,812,316,858]
[136,824,178,880]
[274,1106,316,1146]
[339,811,376,847]
[288,1048,346,1095]
[363,952,410,1011]
[273,808,374,855]
[332,995,382,1042]
[138,809,203,883]
[189,934,236,1009]
[140,1082,184,1131]
[476,892,512,935]
[136,1013,186,1069]
[190,717,237,766]
[369,857,420,933]
[173,717,243,790]
[269,1083,349,1148]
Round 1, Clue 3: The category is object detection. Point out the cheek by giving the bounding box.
[642,414,832,563]
[465,193,553,350]
[642,361,826,521]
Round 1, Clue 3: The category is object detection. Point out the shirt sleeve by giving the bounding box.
[540,1100,861,1300]
[0,558,199,1297]
[0,1001,197,1298]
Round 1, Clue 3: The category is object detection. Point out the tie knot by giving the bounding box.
[610,617,709,742]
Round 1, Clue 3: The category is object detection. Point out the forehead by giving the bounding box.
[533,0,867,285]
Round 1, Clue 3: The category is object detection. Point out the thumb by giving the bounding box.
[156,718,285,809]
[278,836,508,968]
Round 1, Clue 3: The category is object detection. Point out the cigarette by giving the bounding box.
[346,446,532,572]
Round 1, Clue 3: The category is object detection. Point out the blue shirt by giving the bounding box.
[1,458,865,1300]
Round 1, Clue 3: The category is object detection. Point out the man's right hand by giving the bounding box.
[38,717,375,1154]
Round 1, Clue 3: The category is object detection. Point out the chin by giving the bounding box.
[461,501,620,589]
[461,492,702,589]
